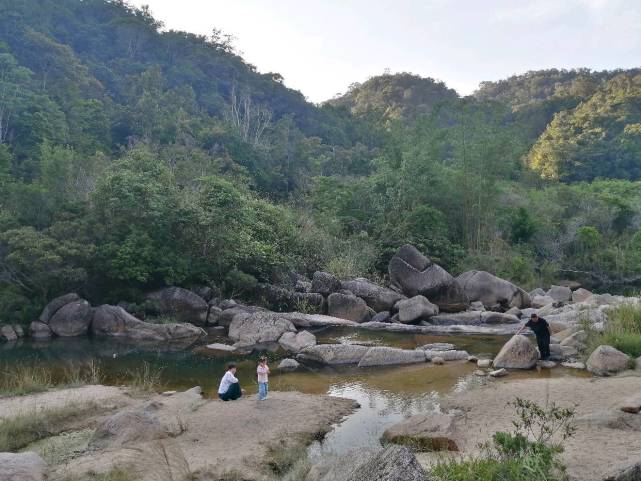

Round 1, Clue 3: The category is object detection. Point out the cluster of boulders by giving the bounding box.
[1,290,207,345]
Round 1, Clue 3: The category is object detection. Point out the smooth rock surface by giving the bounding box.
[358,347,426,367]
[228,311,296,345]
[397,295,438,323]
[49,299,93,337]
[587,345,630,376]
[0,452,47,481]
[277,358,300,370]
[297,344,369,365]
[327,293,371,322]
[38,292,80,323]
[145,286,208,323]
[456,270,531,309]
[28,321,52,340]
[279,330,317,352]
[341,278,405,312]
[492,335,539,369]
[547,285,572,303]
[572,288,593,303]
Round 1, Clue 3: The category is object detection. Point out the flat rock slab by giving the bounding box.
[283,313,359,328]
[382,413,459,451]
[358,347,426,367]
[357,321,520,336]
[297,344,370,365]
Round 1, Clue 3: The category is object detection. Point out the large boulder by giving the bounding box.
[586,345,630,376]
[38,292,81,323]
[297,344,369,365]
[145,287,208,324]
[91,305,205,343]
[382,413,459,451]
[546,285,572,303]
[311,271,341,296]
[29,321,52,340]
[456,270,531,310]
[603,461,641,481]
[572,288,593,303]
[388,245,468,312]
[396,296,439,323]
[0,452,47,481]
[341,278,405,312]
[228,311,296,346]
[492,335,539,369]
[278,358,300,371]
[48,300,93,337]
[0,324,17,341]
[278,330,317,352]
[531,294,555,308]
[358,347,426,367]
[327,293,371,322]
[254,283,324,313]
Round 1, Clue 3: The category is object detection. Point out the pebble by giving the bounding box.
[432,356,445,365]
[477,359,492,368]
[467,355,478,363]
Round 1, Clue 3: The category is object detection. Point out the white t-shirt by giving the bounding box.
[218,371,238,394]
[257,364,269,383]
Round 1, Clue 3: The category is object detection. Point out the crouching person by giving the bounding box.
[218,362,242,401]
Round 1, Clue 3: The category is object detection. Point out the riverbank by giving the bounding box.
[428,374,641,481]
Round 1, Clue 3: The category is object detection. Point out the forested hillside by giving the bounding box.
[2,0,641,324]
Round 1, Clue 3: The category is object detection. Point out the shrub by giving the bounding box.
[585,302,641,358]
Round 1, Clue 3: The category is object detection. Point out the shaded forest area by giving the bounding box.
[2,0,641,323]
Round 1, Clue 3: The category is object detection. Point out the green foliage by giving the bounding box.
[586,302,641,358]
[510,207,537,244]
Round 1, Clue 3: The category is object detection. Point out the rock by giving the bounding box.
[546,285,572,303]
[429,312,482,325]
[469,301,485,311]
[295,279,312,293]
[278,358,300,370]
[576,409,641,431]
[38,292,81,323]
[587,345,631,376]
[482,312,521,324]
[560,330,587,348]
[505,306,522,318]
[554,326,580,342]
[341,278,405,312]
[90,404,171,449]
[389,244,469,312]
[12,324,24,337]
[218,306,253,327]
[92,305,206,343]
[561,361,586,369]
[29,321,52,340]
[603,461,641,481]
[530,288,546,297]
[254,283,324,313]
[397,295,439,323]
[382,413,459,451]
[0,452,47,481]
[537,360,557,368]
[161,390,177,396]
[456,270,530,309]
[283,312,359,328]
[311,271,341,296]
[146,287,208,323]
[474,369,487,376]
[432,356,444,365]
[489,368,508,377]
[327,293,371,322]
[0,324,17,341]
[228,311,296,346]
[207,306,223,325]
[477,359,492,368]
[49,299,93,337]
[204,343,238,353]
[620,393,641,414]
[191,285,213,301]
[636,356,641,370]
[219,299,238,310]
[492,335,539,369]
[418,342,456,351]
[279,330,317,352]
[422,350,469,361]
[372,311,392,323]
[468,355,478,362]
[572,288,593,303]
[531,295,555,308]
[297,344,369,365]
[357,347,426,367]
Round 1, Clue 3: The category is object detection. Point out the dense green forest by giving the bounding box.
[2,0,641,323]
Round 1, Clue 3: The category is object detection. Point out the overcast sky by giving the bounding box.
[129,0,641,103]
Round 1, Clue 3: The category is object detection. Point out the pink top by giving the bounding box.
[257,364,269,383]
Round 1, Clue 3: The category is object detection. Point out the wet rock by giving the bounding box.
[358,347,426,367]
[278,358,300,370]
[92,305,206,343]
[327,293,371,322]
[382,413,459,451]
[422,349,469,361]
[0,452,47,481]
[29,321,52,340]
[418,342,456,351]
[587,345,631,376]
[372,311,392,323]
[572,288,593,303]
[311,271,341,296]
[278,330,317,352]
[389,244,469,312]
[538,360,557,369]
[146,286,208,324]
[561,361,586,370]
[547,285,572,303]
[489,368,508,377]
[297,344,369,365]
[456,270,531,309]
[397,295,439,323]
[228,311,296,346]
[39,292,81,323]
[341,278,405,312]
[492,335,539,369]
[49,299,93,337]
[0,324,17,341]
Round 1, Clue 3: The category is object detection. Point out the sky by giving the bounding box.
[129,0,641,103]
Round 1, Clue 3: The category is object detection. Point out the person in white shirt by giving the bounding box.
[218,362,242,401]
[256,356,270,401]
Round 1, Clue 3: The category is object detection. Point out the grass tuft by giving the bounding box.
[585,302,641,358]
[126,361,163,392]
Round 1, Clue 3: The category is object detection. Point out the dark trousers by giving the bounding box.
[219,382,242,401]
[537,335,550,360]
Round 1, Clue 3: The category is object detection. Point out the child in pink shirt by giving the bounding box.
[257,356,269,401]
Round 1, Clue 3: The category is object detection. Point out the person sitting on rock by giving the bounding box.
[218,362,242,401]
[517,313,551,360]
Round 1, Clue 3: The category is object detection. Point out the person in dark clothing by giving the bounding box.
[218,362,242,401]
[517,313,551,360]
